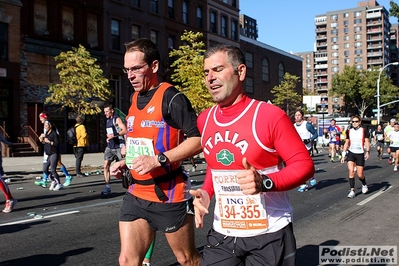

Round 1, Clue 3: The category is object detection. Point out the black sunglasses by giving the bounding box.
[351,120,360,123]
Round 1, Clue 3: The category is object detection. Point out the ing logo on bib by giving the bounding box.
[216,149,235,166]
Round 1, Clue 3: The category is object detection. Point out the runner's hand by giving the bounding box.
[189,189,210,229]
[237,157,263,195]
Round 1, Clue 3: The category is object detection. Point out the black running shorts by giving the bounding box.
[200,223,296,266]
[119,193,194,232]
[346,151,365,166]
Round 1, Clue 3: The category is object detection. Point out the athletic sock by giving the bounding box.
[349,178,355,189]
[61,165,70,177]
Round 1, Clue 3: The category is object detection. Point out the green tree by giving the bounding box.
[169,30,213,113]
[389,1,399,18]
[45,44,111,116]
[271,73,302,117]
[331,65,398,117]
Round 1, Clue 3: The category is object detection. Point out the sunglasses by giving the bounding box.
[351,120,360,123]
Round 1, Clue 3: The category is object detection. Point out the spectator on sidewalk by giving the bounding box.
[0,172,16,213]
[34,112,72,188]
[0,132,12,176]
[70,116,89,184]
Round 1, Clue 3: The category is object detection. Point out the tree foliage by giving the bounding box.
[331,65,399,117]
[271,73,302,117]
[169,30,214,114]
[389,1,399,18]
[45,44,111,116]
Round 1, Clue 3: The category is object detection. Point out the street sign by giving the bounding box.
[372,109,378,113]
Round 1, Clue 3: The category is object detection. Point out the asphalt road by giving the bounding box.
[0,149,398,266]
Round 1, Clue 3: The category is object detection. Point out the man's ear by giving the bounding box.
[237,64,246,81]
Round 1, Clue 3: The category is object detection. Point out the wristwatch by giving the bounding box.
[157,153,168,167]
[262,175,273,192]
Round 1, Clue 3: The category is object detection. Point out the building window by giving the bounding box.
[355,49,362,55]
[132,24,140,40]
[168,0,174,19]
[232,0,237,7]
[278,63,284,83]
[168,36,175,51]
[151,0,158,13]
[332,52,339,57]
[344,43,349,48]
[245,52,253,68]
[0,23,8,60]
[231,20,238,40]
[330,22,338,28]
[246,77,254,94]
[354,19,362,24]
[344,35,349,41]
[344,50,349,56]
[183,1,188,24]
[111,19,120,50]
[332,66,339,72]
[330,14,338,20]
[355,41,362,47]
[131,0,140,7]
[221,16,227,37]
[344,20,349,26]
[34,0,48,35]
[331,37,338,42]
[210,11,217,33]
[354,26,362,32]
[62,5,74,41]
[355,57,363,62]
[344,58,350,64]
[87,13,98,48]
[150,30,158,45]
[344,28,349,34]
[331,44,339,50]
[356,65,363,70]
[197,7,203,28]
[332,59,339,64]
[354,34,362,40]
[354,11,362,17]
[331,29,338,34]
[262,58,269,82]
[343,12,349,18]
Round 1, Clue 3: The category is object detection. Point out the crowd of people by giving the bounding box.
[2,39,398,266]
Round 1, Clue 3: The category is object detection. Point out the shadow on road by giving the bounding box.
[296,239,340,266]
[0,247,94,266]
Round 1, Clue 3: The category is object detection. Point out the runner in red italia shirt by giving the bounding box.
[190,44,315,265]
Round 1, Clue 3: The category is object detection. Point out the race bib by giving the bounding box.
[213,170,268,232]
[125,137,155,169]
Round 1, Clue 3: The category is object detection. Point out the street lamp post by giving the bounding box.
[377,62,399,125]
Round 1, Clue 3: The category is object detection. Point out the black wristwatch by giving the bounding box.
[262,175,273,192]
[157,153,168,167]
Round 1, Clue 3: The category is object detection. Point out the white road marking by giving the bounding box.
[357,185,392,206]
[0,210,80,226]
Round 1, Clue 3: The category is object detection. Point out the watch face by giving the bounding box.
[158,154,167,164]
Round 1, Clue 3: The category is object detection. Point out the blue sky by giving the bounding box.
[239,0,397,53]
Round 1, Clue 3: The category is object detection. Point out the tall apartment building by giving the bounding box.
[239,14,258,40]
[312,0,391,115]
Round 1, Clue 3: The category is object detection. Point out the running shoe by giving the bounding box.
[347,190,356,198]
[309,177,317,187]
[297,184,308,192]
[34,180,47,188]
[2,198,17,213]
[338,155,342,160]
[53,184,63,191]
[362,185,368,194]
[63,176,73,187]
[330,158,335,163]
[101,187,111,196]
[394,166,398,172]
[49,181,56,191]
